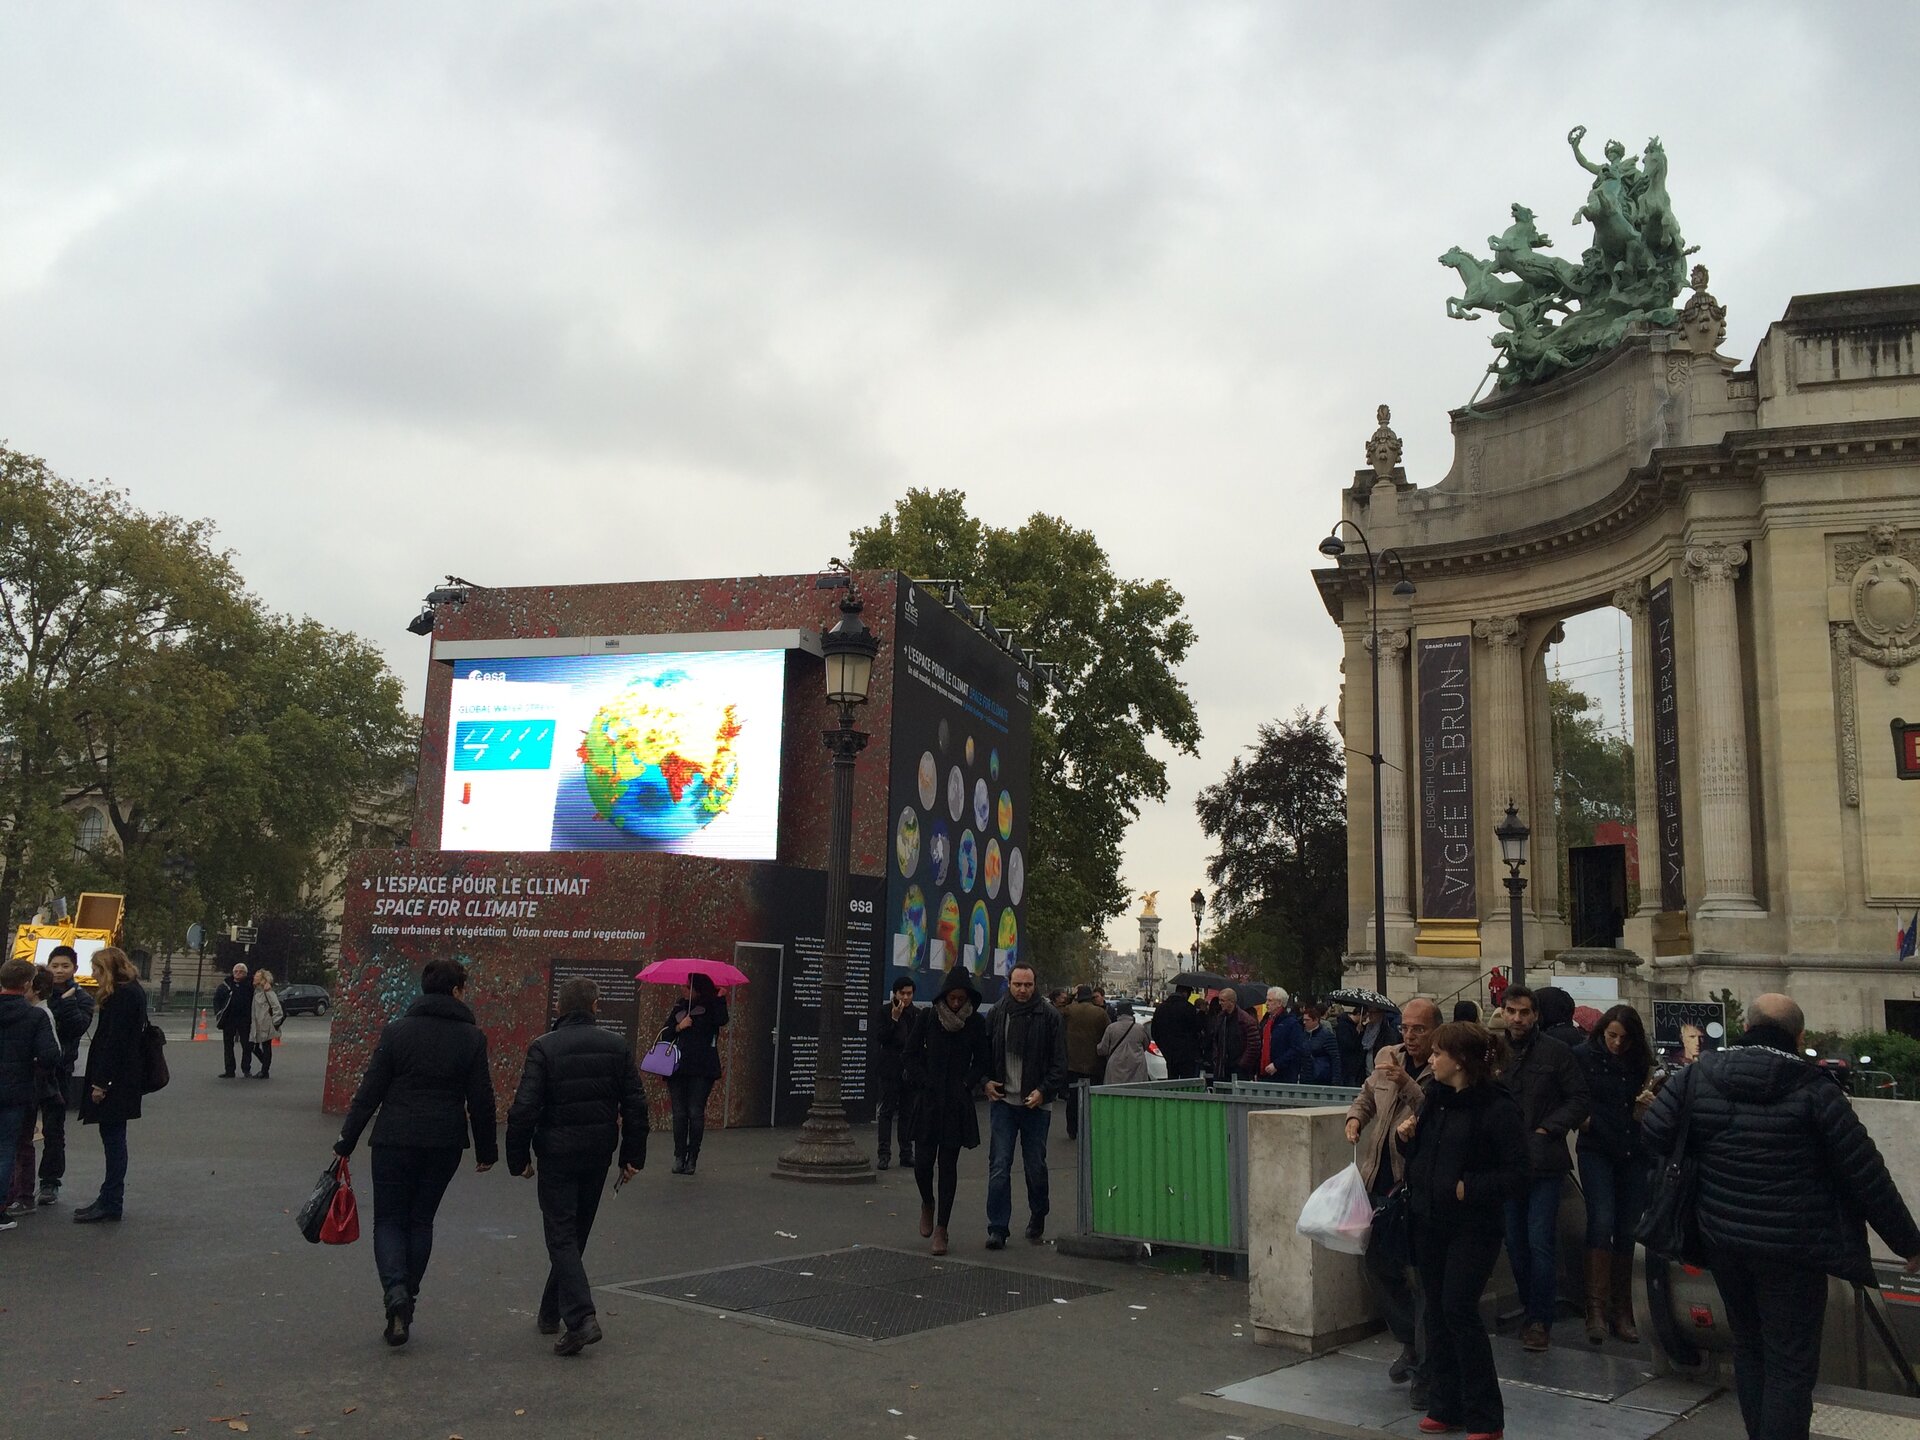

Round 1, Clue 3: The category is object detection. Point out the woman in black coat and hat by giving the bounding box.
[902,966,989,1256]
[76,946,147,1224]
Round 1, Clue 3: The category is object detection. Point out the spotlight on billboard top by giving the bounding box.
[440,650,786,860]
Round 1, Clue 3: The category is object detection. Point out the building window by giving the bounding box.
[75,808,106,855]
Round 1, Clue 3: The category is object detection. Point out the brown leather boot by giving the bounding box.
[919,1203,935,1239]
[930,1226,948,1256]
[1609,1250,1639,1343]
[1584,1249,1611,1345]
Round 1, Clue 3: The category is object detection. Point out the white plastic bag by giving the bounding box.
[1295,1161,1375,1254]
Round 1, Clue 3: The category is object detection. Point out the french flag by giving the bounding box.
[1899,911,1919,962]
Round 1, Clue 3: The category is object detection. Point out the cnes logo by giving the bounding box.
[903,587,919,625]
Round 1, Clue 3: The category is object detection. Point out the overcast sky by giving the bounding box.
[5,3,1915,951]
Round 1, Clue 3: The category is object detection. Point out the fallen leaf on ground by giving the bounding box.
[514,1410,525,1417]
[343,1406,358,1415]
[94,1390,126,1401]
[228,1423,250,1433]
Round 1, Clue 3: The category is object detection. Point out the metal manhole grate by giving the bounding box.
[604,1247,1110,1343]
[630,1264,841,1311]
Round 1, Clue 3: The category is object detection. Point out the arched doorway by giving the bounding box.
[1542,608,1637,952]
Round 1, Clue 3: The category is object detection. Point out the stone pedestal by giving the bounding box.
[1248,1108,1377,1353]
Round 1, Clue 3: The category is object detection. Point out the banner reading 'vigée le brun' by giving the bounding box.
[1418,635,1476,918]
[1650,579,1687,912]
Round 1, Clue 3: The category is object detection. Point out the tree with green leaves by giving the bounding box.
[1194,707,1347,996]
[1549,677,1635,910]
[1,444,415,955]
[850,488,1200,963]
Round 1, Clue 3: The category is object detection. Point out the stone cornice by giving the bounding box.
[1312,417,1920,617]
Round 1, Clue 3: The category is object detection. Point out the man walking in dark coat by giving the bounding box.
[983,962,1067,1249]
[1497,985,1589,1351]
[1643,993,1920,1440]
[507,978,648,1356]
[871,976,918,1171]
[1207,988,1260,1084]
[36,946,94,1206]
[213,961,253,1077]
[1061,985,1110,1139]
[1152,984,1205,1080]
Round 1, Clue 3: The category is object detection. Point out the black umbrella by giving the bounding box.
[1168,970,1230,991]
[1324,987,1398,1013]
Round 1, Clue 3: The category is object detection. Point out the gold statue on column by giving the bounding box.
[1138,890,1160,918]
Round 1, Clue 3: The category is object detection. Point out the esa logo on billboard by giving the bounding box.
[903,586,920,626]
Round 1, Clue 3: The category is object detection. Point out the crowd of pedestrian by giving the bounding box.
[1326,983,1920,1440]
[19,932,1920,1437]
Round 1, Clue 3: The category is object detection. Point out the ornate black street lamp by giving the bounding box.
[1496,799,1531,988]
[774,568,881,1186]
[1318,523,1415,994]
[1190,888,1205,965]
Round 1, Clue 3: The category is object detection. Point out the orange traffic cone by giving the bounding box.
[190,1009,210,1042]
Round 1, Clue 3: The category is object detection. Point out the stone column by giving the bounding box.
[1682,542,1762,914]
[1472,614,1530,821]
[1368,629,1413,930]
[1527,640,1561,920]
[1473,615,1530,959]
[1612,581,1661,916]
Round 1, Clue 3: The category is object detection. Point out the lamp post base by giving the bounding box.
[771,1106,877,1185]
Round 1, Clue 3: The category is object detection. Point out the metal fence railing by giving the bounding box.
[1072,1077,1360,1255]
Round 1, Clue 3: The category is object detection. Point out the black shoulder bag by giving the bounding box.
[1635,1066,1701,1263]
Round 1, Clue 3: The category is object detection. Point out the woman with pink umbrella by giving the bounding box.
[647,967,731,1176]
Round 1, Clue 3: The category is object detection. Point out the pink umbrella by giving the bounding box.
[1573,1005,1602,1033]
[637,958,751,988]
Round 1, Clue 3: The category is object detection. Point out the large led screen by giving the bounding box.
[440,650,786,858]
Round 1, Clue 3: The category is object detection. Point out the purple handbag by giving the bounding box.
[641,1040,680,1078]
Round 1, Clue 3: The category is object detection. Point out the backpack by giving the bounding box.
[141,1021,171,1094]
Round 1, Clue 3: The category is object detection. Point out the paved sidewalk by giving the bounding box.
[6,1021,1323,1440]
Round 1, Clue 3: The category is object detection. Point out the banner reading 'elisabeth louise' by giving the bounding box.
[1650,579,1687,912]
[1418,635,1475,919]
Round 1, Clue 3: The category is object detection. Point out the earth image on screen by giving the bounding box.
[577,675,744,842]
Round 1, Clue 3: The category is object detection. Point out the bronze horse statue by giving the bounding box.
[1440,246,1541,321]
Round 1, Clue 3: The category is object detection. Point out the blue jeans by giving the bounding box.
[97,1121,129,1215]
[0,1105,24,1202]
[370,1145,462,1300]
[1503,1173,1564,1325]
[1578,1150,1651,1252]
[986,1102,1050,1237]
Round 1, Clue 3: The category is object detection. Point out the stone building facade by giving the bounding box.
[1316,283,1920,1033]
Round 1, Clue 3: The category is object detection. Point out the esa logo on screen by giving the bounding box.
[849,899,874,915]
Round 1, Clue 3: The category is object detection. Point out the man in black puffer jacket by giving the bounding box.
[507,978,648,1355]
[336,958,499,1346]
[1642,993,1920,1440]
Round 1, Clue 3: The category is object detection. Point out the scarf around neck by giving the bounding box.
[936,998,975,1032]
